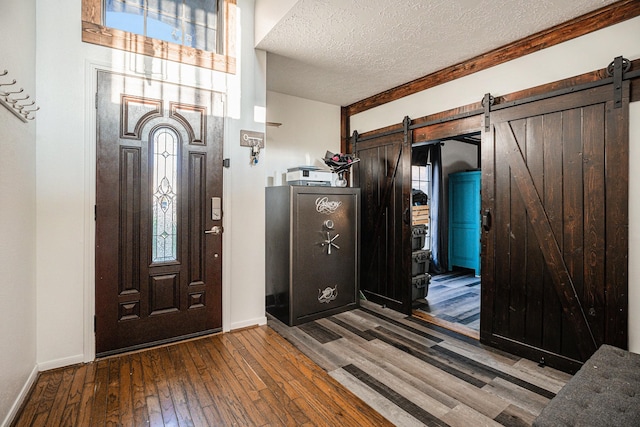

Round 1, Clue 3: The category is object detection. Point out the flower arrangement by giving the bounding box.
[323,151,360,187]
[322,151,360,173]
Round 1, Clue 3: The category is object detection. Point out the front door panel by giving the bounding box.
[95,70,224,356]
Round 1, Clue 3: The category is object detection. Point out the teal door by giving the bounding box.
[448,170,481,275]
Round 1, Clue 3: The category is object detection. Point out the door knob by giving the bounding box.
[205,225,223,235]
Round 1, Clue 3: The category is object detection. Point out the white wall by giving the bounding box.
[441,139,478,198]
[351,16,640,353]
[0,1,38,425]
[34,0,267,371]
[0,0,39,425]
[439,140,478,259]
[265,90,341,185]
[226,3,269,332]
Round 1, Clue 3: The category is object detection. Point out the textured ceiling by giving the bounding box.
[256,0,619,106]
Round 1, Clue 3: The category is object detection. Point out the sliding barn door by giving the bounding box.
[354,123,412,313]
[481,82,629,372]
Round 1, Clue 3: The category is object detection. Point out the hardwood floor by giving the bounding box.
[11,326,392,427]
[413,270,480,334]
[12,300,570,426]
[270,301,571,426]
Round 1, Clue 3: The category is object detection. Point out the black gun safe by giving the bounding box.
[265,186,360,326]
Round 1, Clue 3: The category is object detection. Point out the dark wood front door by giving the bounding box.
[354,120,412,314]
[95,70,224,356]
[481,82,629,372]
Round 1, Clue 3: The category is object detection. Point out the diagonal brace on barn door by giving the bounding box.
[494,121,597,360]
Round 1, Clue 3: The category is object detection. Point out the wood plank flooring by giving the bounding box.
[270,301,571,426]
[413,270,481,332]
[11,326,392,427]
[12,300,571,426]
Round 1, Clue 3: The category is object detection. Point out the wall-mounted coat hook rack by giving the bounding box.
[9,94,30,104]
[0,69,39,122]
[3,87,23,96]
[16,100,35,110]
[0,79,16,87]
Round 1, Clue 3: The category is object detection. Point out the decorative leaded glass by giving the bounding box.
[152,127,179,262]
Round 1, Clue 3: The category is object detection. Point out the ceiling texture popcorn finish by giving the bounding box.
[256,0,621,106]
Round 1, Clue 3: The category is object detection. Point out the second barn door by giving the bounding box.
[354,121,412,314]
[481,82,629,372]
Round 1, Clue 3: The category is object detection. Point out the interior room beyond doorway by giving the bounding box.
[411,132,481,338]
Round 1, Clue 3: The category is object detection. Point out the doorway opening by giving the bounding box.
[410,131,481,339]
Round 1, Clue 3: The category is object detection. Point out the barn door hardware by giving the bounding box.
[478,56,637,120]
[482,93,494,132]
[606,56,630,109]
[482,209,492,232]
[402,115,411,147]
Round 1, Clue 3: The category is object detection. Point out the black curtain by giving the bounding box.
[429,144,447,273]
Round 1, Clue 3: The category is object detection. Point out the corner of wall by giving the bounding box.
[0,365,38,427]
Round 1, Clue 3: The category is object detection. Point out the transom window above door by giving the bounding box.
[82,0,236,73]
[105,0,219,52]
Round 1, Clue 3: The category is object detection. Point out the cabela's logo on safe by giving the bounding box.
[315,197,342,214]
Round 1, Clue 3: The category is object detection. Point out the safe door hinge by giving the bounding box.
[95,93,98,109]
[94,315,96,333]
[94,205,97,221]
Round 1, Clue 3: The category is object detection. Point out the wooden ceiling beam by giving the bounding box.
[345,0,640,116]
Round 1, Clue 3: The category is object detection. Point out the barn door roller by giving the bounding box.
[482,93,494,132]
[606,56,630,109]
[477,56,635,124]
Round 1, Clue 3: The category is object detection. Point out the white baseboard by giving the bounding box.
[37,353,85,372]
[1,365,39,427]
[228,315,267,332]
